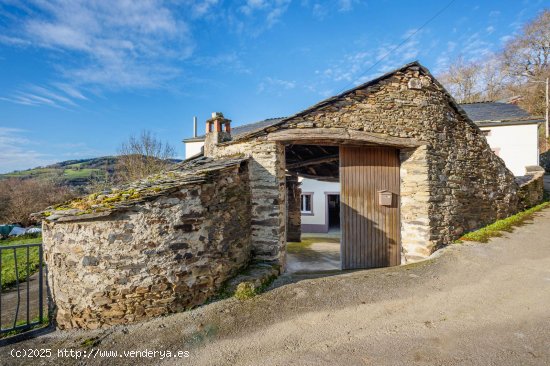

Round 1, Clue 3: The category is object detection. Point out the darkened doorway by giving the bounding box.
[327,194,340,230]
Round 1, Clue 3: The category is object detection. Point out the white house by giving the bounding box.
[183,102,543,234]
[460,102,542,176]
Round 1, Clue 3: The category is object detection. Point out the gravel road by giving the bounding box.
[2,208,550,366]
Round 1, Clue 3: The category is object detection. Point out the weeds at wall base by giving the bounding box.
[457,201,550,243]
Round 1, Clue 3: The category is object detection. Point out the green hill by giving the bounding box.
[1,157,118,188]
[1,156,183,189]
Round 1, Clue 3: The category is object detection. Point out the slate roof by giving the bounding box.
[459,102,532,122]
[34,156,247,223]
[182,63,541,145]
[183,117,286,142]
[183,62,476,143]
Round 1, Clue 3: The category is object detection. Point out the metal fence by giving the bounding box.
[0,243,45,335]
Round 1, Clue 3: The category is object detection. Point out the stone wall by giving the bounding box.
[516,167,546,209]
[204,139,287,264]
[400,146,431,262]
[43,161,251,329]
[256,64,519,259]
[540,150,550,173]
[286,175,302,242]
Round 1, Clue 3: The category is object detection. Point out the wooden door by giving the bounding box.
[340,146,400,269]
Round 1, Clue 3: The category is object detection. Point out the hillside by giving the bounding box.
[0,157,117,188]
[0,156,184,189]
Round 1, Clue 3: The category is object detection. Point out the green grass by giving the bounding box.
[1,235,42,290]
[63,168,102,179]
[0,315,49,339]
[287,236,340,254]
[459,201,550,243]
[3,168,58,178]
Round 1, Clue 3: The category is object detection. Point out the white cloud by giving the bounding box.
[447,41,457,52]
[192,52,251,74]
[312,4,327,20]
[188,0,220,17]
[258,77,296,94]
[0,127,53,173]
[51,83,88,100]
[239,0,291,29]
[461,32,492,58]
[1,0,194,90]
[0,127,105,172]
[337,0,358,12]
[0,35,31,46]
[500,35,513,44]
[0,83,87,108]
[241,0,268,15]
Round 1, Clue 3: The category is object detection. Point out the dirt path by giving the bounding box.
[3,208,550,365]
[1,273,47,330]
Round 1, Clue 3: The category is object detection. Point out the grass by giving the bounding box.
[1,235,42,290]
[63,168,103,179]
[459,201,550,243]
[287,236,340,254]
[3,168,58,178]
[0,315,49,339]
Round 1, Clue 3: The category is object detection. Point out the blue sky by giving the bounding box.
[0,0,547,173]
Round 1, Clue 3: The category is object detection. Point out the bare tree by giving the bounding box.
[501,9,550,115]
[479,56,508,101]
[502,10,549,79]
[439,56,483,103]
[116,130,176,183]
[0,178,76,226]
[87,170,115,193]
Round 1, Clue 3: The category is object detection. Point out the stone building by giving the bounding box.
[38,62,542,329]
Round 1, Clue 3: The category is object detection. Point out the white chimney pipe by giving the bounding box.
[193,116,197,137]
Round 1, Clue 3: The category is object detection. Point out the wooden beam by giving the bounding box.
[286,154,339,169]
[267,127,425,147]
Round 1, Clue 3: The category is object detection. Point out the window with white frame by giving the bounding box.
[300,193,313,214]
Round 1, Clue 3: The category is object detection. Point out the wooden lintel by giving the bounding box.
[268,128,425,147]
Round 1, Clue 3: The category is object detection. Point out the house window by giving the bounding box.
[300,193,313,214]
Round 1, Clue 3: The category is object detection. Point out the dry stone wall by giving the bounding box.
[204,139,286,264]
[285,175,302,242]
[516,167,545,209]
[264,65,519,258]
[43,161,251,329]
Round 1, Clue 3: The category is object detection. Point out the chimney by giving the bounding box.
[193,116,197,138]
[204,112,232,157]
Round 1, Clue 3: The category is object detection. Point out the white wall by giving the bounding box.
[185,141,204,159]
[480,124,539,176]
[300,178,339,226]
